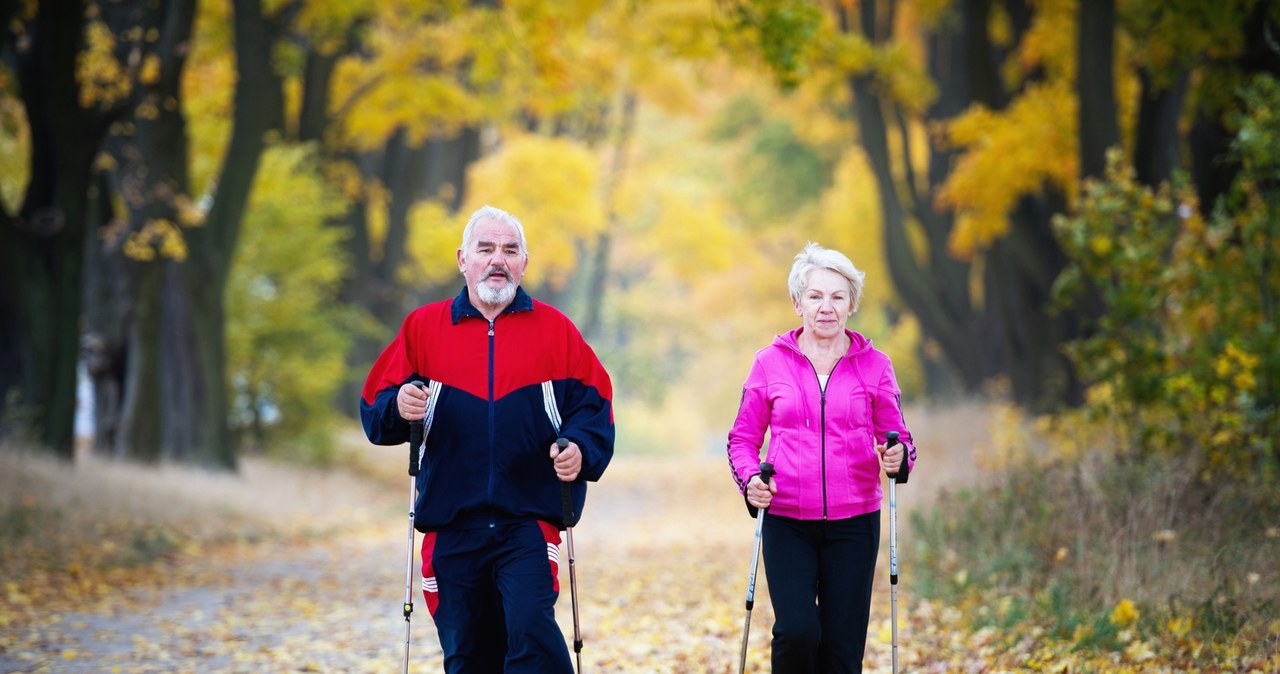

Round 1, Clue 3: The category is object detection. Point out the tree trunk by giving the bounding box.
[81,172,127,455]
[339,126,481,410]
[1133,69,1190,187]
[1,0,110,457]
[116,263,164,463]
[298,48,340,144]
[582,94,636,342]
[836,0,1089,410]
[839,1,992,393]
[161,0,284,469]
[1078,0,1119,180]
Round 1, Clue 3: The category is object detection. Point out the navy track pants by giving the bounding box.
[420,519,572,674]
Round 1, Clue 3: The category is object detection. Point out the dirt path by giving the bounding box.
[0,404,988,673]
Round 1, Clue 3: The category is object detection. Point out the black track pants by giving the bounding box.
[761,510,881,674]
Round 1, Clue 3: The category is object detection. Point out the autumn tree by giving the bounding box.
[225,145,358,462]
[725,0,1280,411]
[1,0,124,457]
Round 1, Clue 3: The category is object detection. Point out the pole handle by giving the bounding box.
[408,381,425,476]
[885,430,901,482]
[556,438,577,528]
[747,462,776,518]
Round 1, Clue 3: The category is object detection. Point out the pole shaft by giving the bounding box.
[738,463,773,674]
[738,509,766,674]
[887,430,900,674]
[403,478,416,674]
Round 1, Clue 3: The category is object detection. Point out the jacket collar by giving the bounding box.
[777,326,872,356]
[450,285,534,324]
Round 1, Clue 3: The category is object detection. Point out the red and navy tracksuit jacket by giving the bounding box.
[360,287,615,532]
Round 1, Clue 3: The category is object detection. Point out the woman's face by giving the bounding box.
[794,268,853,338]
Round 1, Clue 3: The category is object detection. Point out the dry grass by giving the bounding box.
[0,399,988,577]
[0,435,400,584]
[910,415,1280,662]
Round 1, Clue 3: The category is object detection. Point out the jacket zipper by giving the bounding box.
[820,383,828,520]
[805,357,830,520]
[486,318,496,527]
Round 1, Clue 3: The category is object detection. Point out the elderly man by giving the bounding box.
[361,205,615,673]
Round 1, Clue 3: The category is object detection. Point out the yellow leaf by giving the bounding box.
[1166,616,1192,638]
[140,53,161,85]
[1110,598,1139,628]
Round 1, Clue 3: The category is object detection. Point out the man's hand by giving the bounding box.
[550,440,582,482]
[397,382,430,421]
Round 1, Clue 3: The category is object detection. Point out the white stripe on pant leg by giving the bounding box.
[546,542,560,564]
[421,576,438,593]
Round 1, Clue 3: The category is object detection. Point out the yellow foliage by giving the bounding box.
[122,218,188,262]
[0,94,28,214]
[139,53,161,85]
[322,159,366,201]
[978,400,1037,471]
[78,20,132,108]
[406,200,460,287]
[174,194,205,228]
[1110,598,1139,628]
[1013,0,1075,84]
[637,193,737,280]
[364,180,391,262]
[1167,615,1193,638]
[627,56,702,116]
[814,148,884,286]
[829,33,875,75]
[410,134,605,291]
[181,1,235,196]
[475,134,602,239]
[938,81,1078,258]
[877,41,937,115]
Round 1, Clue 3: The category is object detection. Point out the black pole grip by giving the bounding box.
[556,438,576,528]
[408,381,425,477]
[759,462,776,485]
[885,431,900,481]
[747,462,776,518]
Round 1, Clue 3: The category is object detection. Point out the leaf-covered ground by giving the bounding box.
[1,454,908,674]
[3,407,1277,673]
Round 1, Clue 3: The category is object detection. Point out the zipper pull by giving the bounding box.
[488,319,495,337]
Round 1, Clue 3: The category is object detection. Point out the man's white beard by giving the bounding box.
[476,279,516,307]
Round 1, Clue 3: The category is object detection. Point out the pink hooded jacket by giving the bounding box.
[727,327,917,521]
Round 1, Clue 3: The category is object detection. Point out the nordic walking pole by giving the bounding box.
[885,430,902,674]
[402,381,426,674]
[738,461,775,674]
[555,437,584,673]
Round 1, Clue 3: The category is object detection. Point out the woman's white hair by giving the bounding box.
[460,205,528,259]
[787,242,866,312]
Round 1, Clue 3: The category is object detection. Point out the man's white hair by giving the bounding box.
[460,205,528,259]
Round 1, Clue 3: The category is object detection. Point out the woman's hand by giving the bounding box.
[877,439,905,476]
[746,472,776,510]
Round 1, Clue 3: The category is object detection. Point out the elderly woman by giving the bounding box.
[727,242,917,674]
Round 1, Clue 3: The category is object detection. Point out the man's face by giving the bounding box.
[458,217,528,310]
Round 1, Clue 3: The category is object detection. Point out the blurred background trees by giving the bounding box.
[1,0,1277,481]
